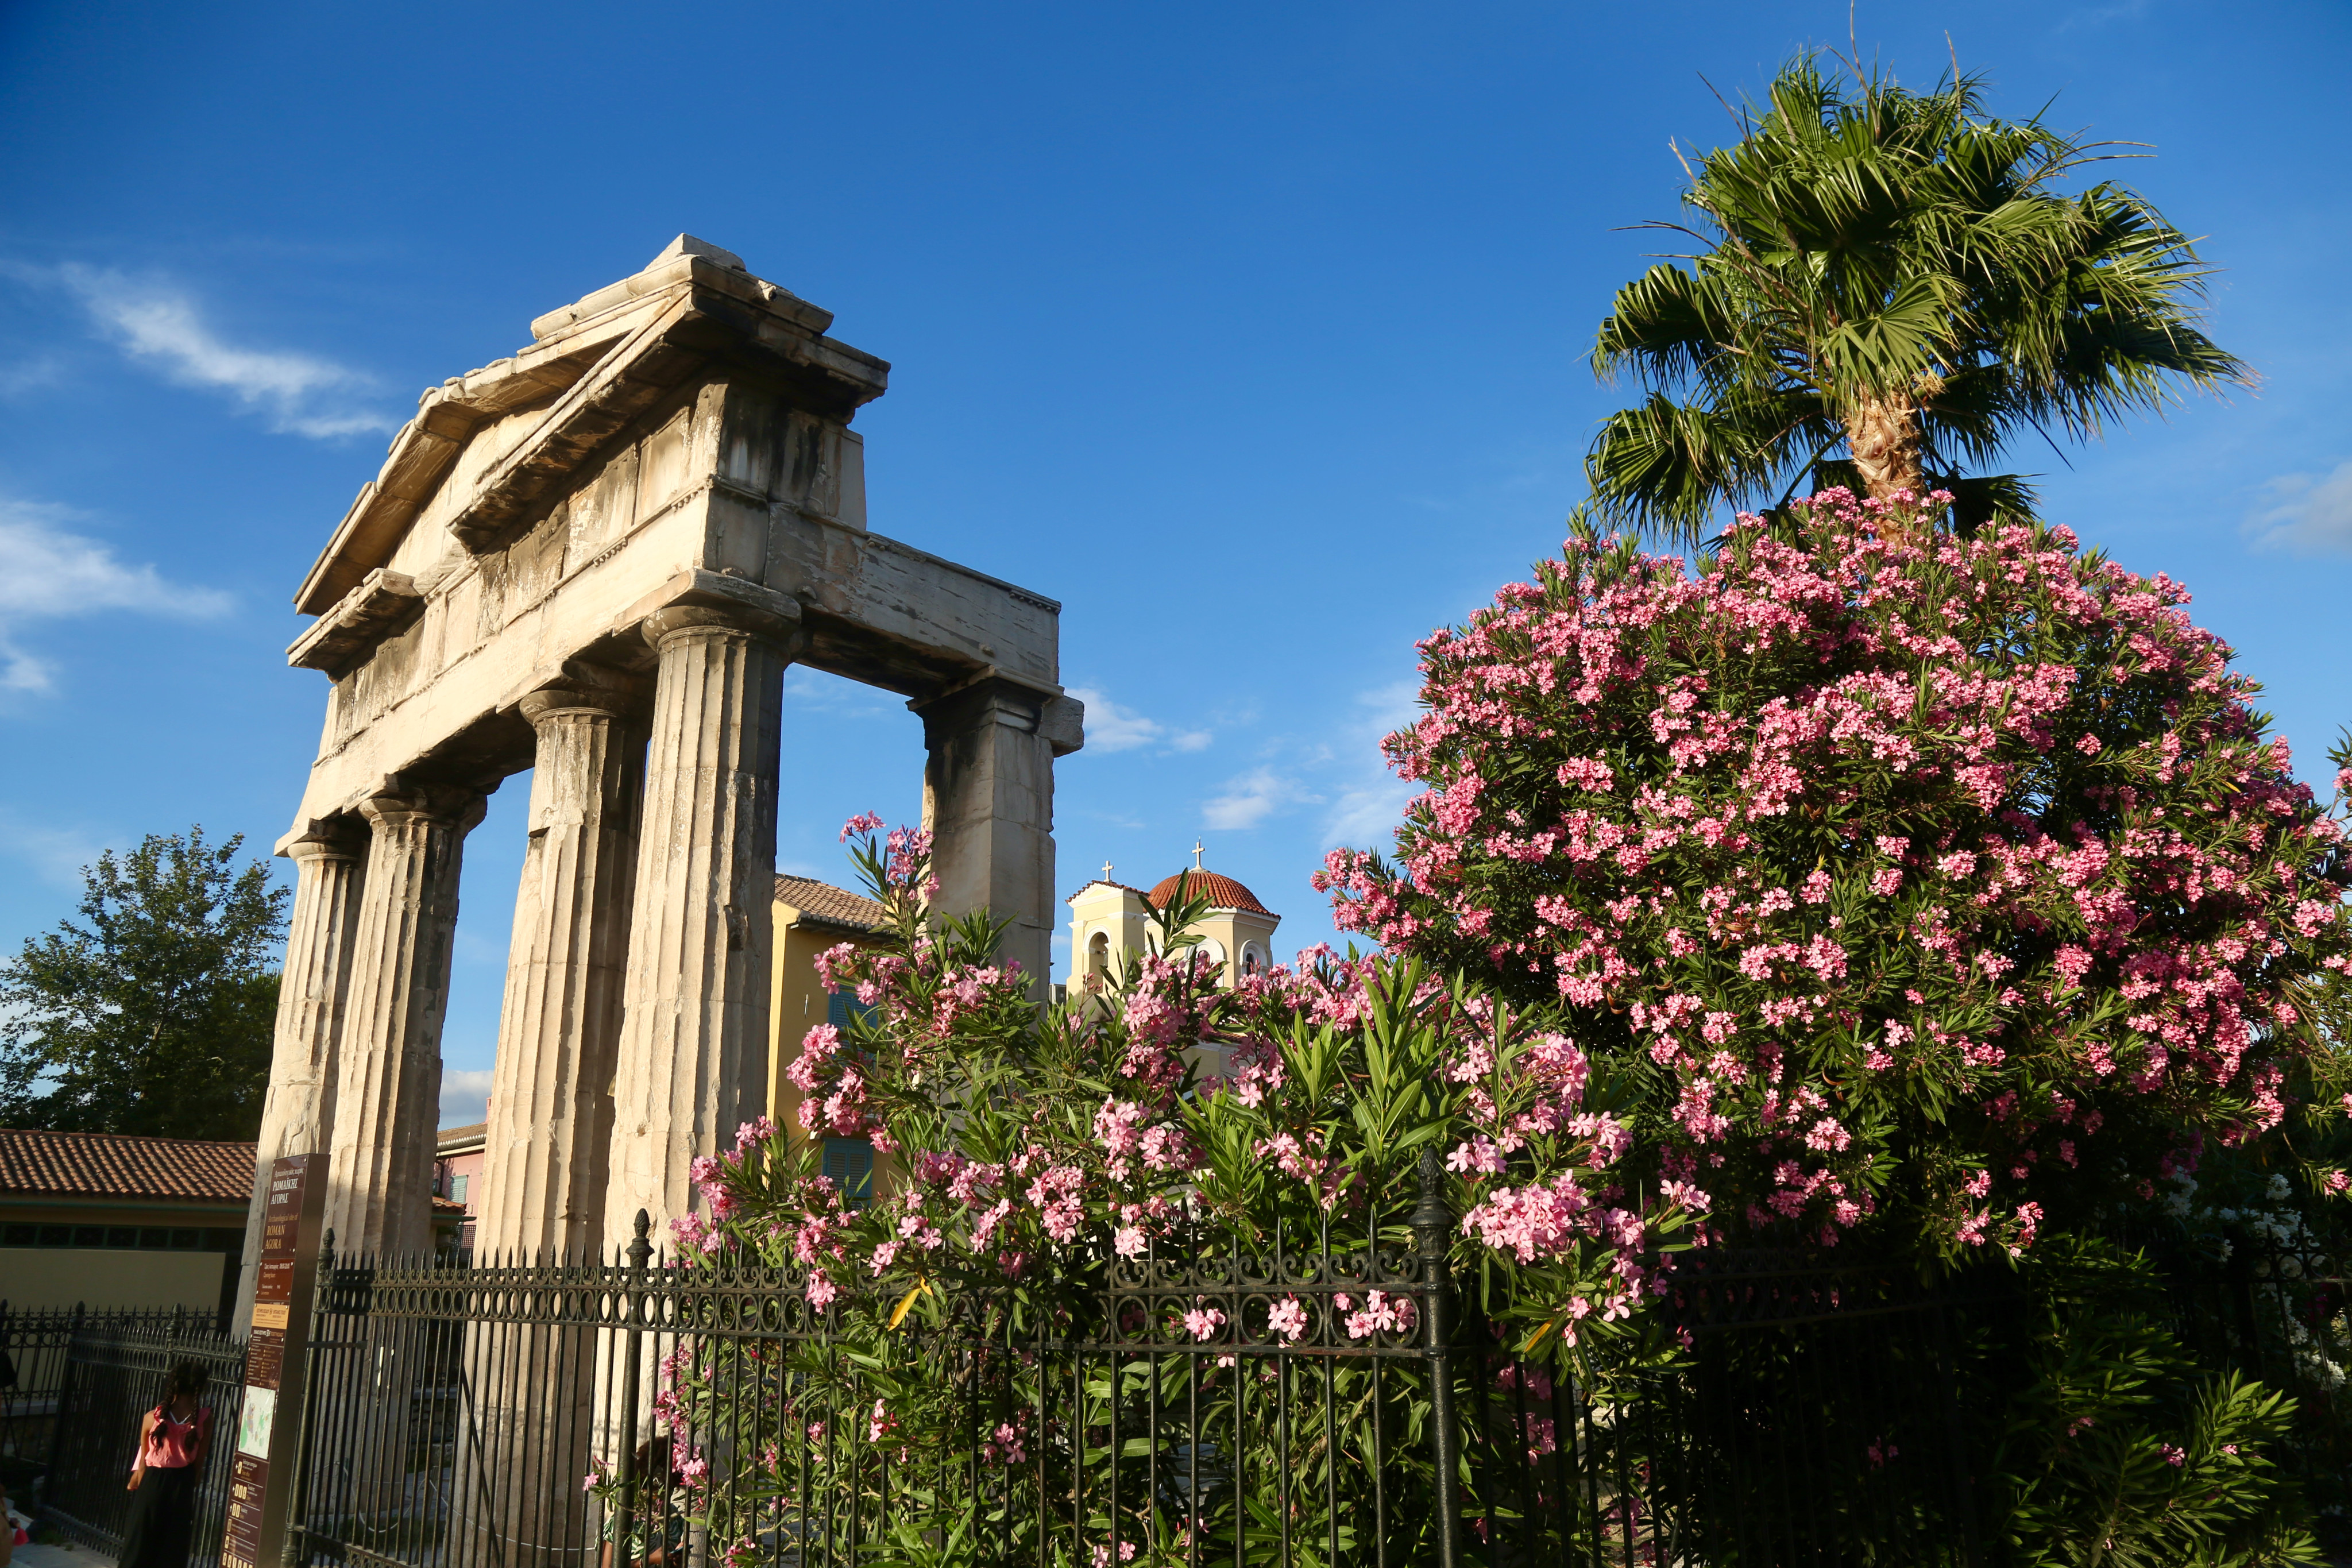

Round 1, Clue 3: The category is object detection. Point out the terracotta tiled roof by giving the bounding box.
[0,1129,256,1204]
[438,1122,486,1152]
[1147,870,1275,918]
[775,875,891,934]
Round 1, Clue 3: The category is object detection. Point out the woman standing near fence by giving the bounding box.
[117,1361,211,1568]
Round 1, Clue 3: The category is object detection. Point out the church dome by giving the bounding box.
[1146,869,1273,917]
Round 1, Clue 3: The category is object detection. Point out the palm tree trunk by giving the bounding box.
[1844,396,1926,510]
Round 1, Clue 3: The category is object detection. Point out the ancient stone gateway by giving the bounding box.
[238,237,1083,1310]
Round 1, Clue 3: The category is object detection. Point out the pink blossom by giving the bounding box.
[1182,1304,1227,1341]
[1343,1290,1418,1340]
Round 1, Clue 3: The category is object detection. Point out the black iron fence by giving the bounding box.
[275,1165,1993,1568]
[28,1210,2352,1567]
[0,1303,248,1563]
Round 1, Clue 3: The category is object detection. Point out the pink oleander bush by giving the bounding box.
[702,815,1690,1351]
[601,820,1696,1565]
[1316,490,2352,1261]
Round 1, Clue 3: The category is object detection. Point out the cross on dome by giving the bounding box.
[1192,840,1205,870]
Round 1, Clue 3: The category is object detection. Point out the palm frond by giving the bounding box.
[1585,392,1824,546]
[1583,51,2249,536]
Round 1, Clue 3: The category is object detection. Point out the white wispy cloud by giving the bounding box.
[0,806,115,889]
[784,665,900,717]
[0,496,234,692]
[1324,777,1419,847]
[1068,685,1211,754]
[2248,461,2352,557]
[55,265,395,438]
[0,355,64,397]
[1203,767,1322,831]
[1322,680,1423,848]
[440,1069,495,1129]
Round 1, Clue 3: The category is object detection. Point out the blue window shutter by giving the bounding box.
[824,1138,874,1208]
[827,990,852,1031]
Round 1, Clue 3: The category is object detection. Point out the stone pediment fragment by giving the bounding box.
[286,569,423,674]
[293,237,888,616]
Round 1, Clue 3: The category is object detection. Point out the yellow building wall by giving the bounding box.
[0,1248,227,1312]
[767,911,895,1199]
[769,919,877,1129]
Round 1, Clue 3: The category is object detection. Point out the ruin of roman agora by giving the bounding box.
[193,233,2352,1567]
[237,236,1083,1298]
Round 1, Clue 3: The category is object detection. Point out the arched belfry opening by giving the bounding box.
[1064,858,1281,1006]
[238,236,1085,1316]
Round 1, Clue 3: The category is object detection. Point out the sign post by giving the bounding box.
[221,1154,327,1568]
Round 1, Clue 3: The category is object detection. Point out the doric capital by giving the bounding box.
[276,817,370,864]
[640,599,804,654]
[622,567,806,656]
[518,661,643,726]
[359,777,490,833]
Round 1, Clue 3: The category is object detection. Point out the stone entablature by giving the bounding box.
[237,237,1084,1323]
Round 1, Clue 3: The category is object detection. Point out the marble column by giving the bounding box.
[456,678,640,1568]
[325,780,486,1261]
[477,675,644,1260]
[916,678,1073,996]
[602,600,798,1252]
[234,818,369,1328]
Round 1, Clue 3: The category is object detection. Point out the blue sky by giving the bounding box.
[1,1,2345,1127]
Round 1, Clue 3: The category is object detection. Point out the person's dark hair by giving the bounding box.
[167,1361,207,1398]
[632,1434,673,1481]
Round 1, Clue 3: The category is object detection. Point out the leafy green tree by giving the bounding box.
[1586,53,2249,543]
[0,827,288,1140]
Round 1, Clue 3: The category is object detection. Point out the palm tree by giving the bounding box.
[1586,55,2250,544]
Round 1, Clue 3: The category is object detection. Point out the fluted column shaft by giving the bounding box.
[603,603,795,1251]
[326,782,485,1260]
[478,684,644,1260]
[234,821,368,1327]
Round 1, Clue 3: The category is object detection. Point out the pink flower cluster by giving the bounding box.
[1320,491,2352,1253]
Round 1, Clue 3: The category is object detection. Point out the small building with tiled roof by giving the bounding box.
[775,874,891,934]
[435,1122,486,1258]
[1067,852,1282,1001]
[766,876,896,1208]
[0,1129,256,1316]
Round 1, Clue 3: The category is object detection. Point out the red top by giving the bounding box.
[142,1405,210,1470]
[1145,870,1275,916]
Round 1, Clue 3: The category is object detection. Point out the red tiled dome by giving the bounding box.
[1146,870,1273,917]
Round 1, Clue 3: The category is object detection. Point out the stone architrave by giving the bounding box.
[233,820,367,1328]
[256,235,1084,1277]
[325,782,485,1260]
[602,596,799,1251]
[477,671,646,1260]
